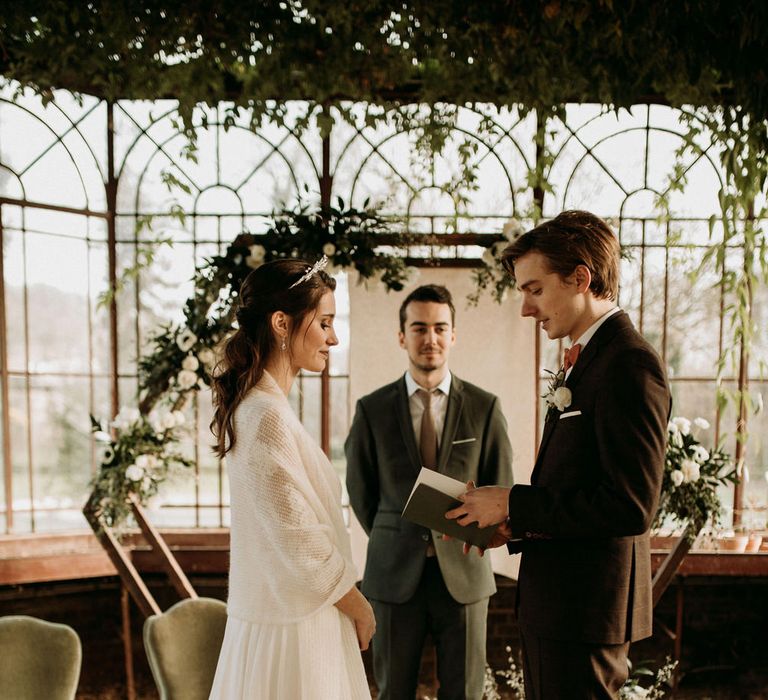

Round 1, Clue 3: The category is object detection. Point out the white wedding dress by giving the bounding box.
[209,372,370,699]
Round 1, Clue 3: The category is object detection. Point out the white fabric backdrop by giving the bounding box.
[346,268,537,580]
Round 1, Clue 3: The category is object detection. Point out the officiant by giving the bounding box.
[345,284,514,700]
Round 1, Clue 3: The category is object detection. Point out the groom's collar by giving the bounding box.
[570,306,621,351]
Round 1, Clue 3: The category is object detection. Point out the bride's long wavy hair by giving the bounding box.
[210,259,336,457]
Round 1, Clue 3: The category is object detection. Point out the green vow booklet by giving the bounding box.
[401,468,499,549]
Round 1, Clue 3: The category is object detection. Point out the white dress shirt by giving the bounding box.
[405,370,452,451]
[566,307,621,379]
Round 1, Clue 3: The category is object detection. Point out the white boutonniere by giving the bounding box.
[543,368,572,417]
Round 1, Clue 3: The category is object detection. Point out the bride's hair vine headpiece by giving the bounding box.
[289,255,329,289]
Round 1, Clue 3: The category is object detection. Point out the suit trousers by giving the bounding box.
[371,557,488,700]
[519,625,630,699]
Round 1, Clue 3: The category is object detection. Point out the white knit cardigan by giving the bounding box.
[226,371,358,624]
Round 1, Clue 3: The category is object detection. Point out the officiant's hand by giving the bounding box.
[445,483,511,529]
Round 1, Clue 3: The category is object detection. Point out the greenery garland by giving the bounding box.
[89,205,411,531]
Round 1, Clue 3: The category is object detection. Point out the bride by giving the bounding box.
[208,258,374,699]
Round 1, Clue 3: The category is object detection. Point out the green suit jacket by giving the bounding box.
[345,373,514,605]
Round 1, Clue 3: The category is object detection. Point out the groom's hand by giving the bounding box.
[462,519,513,556]
[445,484,511,529]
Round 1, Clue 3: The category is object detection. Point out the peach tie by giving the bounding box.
[563,344,582,371]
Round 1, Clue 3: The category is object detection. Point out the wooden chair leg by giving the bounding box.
[121,584,136,700]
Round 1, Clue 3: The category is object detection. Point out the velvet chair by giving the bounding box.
[143,597,227,700]
[0,615,82,700]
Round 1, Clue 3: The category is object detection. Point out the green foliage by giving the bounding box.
[653,417,738,540]
[3,2,768,133]
[88,409,193,533]
[482,647,677,699]
[90,205,407,530]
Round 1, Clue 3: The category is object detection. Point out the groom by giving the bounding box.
[447,211,671,698]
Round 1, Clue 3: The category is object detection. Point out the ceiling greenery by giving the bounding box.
[2,1,768,130]
[2,1,767,477]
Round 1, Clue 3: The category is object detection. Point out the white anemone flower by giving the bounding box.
[177,329,198,352]
[177,369,198,390]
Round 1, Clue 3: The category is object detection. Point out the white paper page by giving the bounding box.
[403,467,467,509]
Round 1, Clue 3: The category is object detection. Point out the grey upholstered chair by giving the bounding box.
[143,596,228,700]
[0,615,82,700]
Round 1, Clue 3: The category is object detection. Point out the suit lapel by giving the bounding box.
[565,310,627,390]
[395,376,423,475]
[532,310,630,484]
[437,375,463,473]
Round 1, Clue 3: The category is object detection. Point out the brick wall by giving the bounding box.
[2,573,768,698]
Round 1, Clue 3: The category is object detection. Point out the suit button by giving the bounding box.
[525,531,533,538]
[422,533,430,541]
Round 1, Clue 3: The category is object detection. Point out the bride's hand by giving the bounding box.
[354,598,376,651]
[335,586,376,651]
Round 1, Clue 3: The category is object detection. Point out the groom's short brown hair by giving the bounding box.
[501,210,620,301]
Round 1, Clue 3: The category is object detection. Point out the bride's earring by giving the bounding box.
[281,338,287,351]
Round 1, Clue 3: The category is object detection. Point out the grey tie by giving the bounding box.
[418,389,438,469]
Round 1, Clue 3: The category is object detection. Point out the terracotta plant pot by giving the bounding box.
[716,534,749,552]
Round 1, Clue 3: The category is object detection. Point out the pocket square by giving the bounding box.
[559,410,582,419]
[452,437,477,445]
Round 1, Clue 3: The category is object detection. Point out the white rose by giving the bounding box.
[177,369,198,390]
[135,454,151,470]
[482,248,496,266]
[172,410,186,427]
[552,387,572,411]
[671,469,685,487]
[161,412,177,430]
[197,347,215,366]
[692,445,709,463]
[112,406,140,430]
[182,354,199,371]
[125,464,144,481]
[681,459,700,483]
[177,329,198,352]
[693,417,710,431]
[672,417,691,435]
[245,244,266,269]
[148,410,174,433]
[502,218,524,241]
[93,430,112,443]
[322,242,336,256]
[670,429,683,448]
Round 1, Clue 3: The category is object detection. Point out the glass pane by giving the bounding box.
[28,375,92,532]
[26,233,91,374]
[3,226,28,373]
[330,376,349,475]
[666,246,722,378]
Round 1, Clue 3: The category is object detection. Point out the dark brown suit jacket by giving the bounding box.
[507,310,671,645]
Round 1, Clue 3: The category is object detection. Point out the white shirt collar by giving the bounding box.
[405,370,452,397]
[571,307,621,350]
